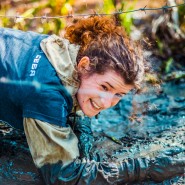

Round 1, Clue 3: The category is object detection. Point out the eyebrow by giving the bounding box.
[105,82,126,95]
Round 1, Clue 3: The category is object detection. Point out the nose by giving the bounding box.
[100,92,118,109]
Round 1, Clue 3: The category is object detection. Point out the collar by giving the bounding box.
[40,34,81,112]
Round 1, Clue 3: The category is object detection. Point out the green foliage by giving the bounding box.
[178,4,185,33]
[0,0,74,34]
[145,73,160,85]
[120,11,133,34]
[153,4,185,76]
[102,0,115,14]
[156,38,164,55]
[0,0,137,35]
[165,71,185,81]
[101,0,136,35]
[119,1,137,34]
[164,58,173,74]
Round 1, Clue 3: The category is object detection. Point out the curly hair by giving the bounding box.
[64,16,145,89]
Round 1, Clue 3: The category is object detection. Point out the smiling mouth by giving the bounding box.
[90,99,102,110]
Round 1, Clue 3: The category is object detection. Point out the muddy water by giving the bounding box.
[93,80,185,136]
[0,80,184,185]
[91,80,185,184]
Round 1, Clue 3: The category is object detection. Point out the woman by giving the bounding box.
[0,16,184,185]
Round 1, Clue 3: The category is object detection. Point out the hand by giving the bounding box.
[118,147,185,183]
[148,147,185,181]
[73,115,94,159]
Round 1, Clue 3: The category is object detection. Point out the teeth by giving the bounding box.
[91,100,101,109]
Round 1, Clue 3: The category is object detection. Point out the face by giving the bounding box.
[76,57,134,117]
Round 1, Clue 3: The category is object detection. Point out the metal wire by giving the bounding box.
[0,3,184,22]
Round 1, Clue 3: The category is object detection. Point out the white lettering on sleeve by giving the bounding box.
[29,55,41,77]
[30,70,35,76]
[32,63,38,70]
[34,58,40,63]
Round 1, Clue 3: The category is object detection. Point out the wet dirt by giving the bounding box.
[0,78,184,185]
[0,130,44,185]
[91,79,185,184]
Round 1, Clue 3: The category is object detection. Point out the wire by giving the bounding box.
[0,3,184,22]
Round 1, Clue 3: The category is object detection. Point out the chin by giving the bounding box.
[82,109,98,118]
[83,112,94,118]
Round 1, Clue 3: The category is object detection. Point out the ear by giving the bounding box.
[77,56,90,72]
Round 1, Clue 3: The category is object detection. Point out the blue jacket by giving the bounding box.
[0,28,73,129]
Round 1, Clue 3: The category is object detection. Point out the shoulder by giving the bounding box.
[0,27,49,46]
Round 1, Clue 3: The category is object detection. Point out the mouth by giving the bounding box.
[90,99,102,110]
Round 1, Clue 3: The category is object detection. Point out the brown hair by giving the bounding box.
[64,16,144,89]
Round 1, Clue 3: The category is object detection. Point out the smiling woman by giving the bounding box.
[64,16,144,117]
[1,16,183,185]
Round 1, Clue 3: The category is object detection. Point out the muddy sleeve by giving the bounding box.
[70,115,94,159]
[24,118,185,185]
[39,151,185,185]
[23,118,80,168]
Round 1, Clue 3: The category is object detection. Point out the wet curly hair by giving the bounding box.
[64,16,145,89]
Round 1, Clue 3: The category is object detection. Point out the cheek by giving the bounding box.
[76,88,89,105]
[112,98,121,107]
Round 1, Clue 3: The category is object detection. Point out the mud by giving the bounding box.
[0,128,44,185]
[0,0,184,184]
[91,79,185,184]
[0,80,185,184]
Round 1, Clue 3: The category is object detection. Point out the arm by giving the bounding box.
[24,118,185,185]
[67,113,94,159]
[23,118,79,168]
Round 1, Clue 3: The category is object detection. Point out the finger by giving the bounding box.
[162,147,185,156]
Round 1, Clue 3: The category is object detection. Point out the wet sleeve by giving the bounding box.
[23,118,79,168]
[68,114,94,159]
[39,151,185,185]
[24,118,185,185]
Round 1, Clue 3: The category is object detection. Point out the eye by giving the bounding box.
[101,85,108,91]
[115,93,124,99]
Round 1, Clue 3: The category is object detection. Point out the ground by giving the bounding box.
[0,79,184,184]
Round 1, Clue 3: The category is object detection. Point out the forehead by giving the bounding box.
[93,70,134,90]
[96,70,122,81]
